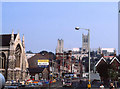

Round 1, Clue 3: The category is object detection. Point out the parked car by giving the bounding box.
[11,83,22,87]
[27,83,35,87]
[4,86,18,89]
[44,80,49,84]
[63,79,72,87]
[38,81,43,86]
[52,79,56,83]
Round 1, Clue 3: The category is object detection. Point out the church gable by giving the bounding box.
[14,33,24,53]
[0,31,28,81]
[14,33,21,43]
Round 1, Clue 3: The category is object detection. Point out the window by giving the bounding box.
[0,53,6,69]
[15,44,21,67]
[83,49,86,52]
[118,66,120,70]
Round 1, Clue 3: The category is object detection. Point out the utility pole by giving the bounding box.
[48,61,50,89]
[75,27,91,88]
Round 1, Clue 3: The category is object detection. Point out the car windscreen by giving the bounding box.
[65,81,71,83]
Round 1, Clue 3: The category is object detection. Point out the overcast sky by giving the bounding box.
[2,2,118,53]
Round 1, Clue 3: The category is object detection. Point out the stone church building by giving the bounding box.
[0,31,28,81]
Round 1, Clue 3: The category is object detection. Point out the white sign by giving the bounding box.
[38,62,49,65]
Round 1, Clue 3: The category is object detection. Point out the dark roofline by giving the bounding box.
[0,34,17,46]
[0,34,17,36]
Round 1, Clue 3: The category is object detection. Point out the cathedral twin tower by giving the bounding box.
[56,34,89,54]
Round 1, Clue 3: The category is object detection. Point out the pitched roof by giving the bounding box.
[0,34,17,46]
[110,57,120,64]
[95,57,107,67]
[95,56,120,67]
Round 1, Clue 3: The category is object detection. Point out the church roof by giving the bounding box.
[28,67,45,73]
[0,34,17,46]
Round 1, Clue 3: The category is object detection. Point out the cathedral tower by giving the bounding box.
[82,34,89,53]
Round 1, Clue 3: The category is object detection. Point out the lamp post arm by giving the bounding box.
[78,28,89,31]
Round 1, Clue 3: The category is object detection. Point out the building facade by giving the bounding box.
[101,48,116,56]
[55,39,84,77]
[0,31,28,81]
[27,51,56,80]
[56,51,72,76]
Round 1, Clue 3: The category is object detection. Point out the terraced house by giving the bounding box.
[95,55,120,85]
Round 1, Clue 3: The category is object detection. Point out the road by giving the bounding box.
[40,79,88,89]
[4,79,87,89]
[5,79,117,89]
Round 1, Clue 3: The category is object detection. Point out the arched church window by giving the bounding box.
[86,38,88,42]
[15,44,21,68]
[84,38,86,43]
[0,52,6,69]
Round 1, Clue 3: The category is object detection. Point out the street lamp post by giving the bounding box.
[75,27,91,88]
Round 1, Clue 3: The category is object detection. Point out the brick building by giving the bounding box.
[27,51,56,80]
[56,50,72,76]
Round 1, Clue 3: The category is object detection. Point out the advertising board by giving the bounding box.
[38,59,49,68]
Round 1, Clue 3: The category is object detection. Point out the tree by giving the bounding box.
[108,62,120,88]
[108,62,119,81]
[39,51,48,54]
[108,68,118,81]
[26,50,33,53]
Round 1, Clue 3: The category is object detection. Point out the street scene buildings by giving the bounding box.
[0,1,119,89]
[1,30,120,88]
